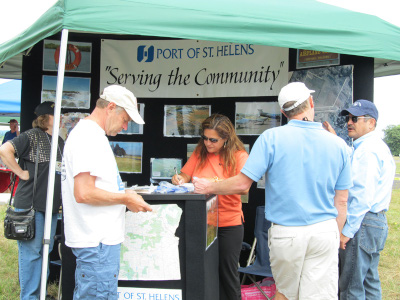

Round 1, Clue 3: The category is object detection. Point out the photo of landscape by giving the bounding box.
[289,64,353,145]
[164,105,210,137]
[110,141,143,173]
[41,75,91,109]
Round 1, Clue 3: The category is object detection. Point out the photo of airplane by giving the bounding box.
[235,102,281,135]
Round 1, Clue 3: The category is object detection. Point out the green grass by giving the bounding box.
[0,205,19,299]
[379,188,400,299]
[394,156,400,174]
[0,205,59,299]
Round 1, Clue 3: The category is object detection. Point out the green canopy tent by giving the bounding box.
[1,0,399,298]
[2,0,400,64]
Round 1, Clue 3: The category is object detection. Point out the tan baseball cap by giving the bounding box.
[100,85,145,124]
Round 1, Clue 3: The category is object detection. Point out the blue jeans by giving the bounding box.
[339,211,388,300]
[17,210,58,300]
[72,244,121,300]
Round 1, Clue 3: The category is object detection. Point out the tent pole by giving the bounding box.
[39,28,68,300]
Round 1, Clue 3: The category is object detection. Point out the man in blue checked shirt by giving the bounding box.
[325,99,395,299]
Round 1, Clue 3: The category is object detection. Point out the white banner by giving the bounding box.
[117,287,182,300]
[100,39,288,98]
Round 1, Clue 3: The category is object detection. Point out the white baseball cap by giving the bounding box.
[100,85,145,124]
[278,82,314,111]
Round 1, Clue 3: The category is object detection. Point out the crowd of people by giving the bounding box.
[0,82,395,300]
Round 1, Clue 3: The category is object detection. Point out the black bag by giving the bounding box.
[4,206,35,240]
[3,136,39,241]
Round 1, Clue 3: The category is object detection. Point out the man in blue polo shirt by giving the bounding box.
[194,82,353,300]
[1,119,19,144]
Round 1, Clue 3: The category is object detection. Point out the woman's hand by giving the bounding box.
[19,170,29,181]
[172,174,185,186]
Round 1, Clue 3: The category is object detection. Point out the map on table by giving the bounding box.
[119,204,182,281]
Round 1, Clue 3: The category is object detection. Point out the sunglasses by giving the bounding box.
[201,135,222,143]
[345,116,371,123]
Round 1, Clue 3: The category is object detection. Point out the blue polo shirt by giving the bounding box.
[2,131,17,144]
[242,120,352,226]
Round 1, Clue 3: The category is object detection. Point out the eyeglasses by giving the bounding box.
[201,135,222,143]
[345,116,371,123]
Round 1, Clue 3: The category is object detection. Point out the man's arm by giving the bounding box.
[74,172,152,212]
[334,189,349,249]
[323,121,337,135]
[0,142,29,180]
[334,189,348,234]
[193,172,253,195]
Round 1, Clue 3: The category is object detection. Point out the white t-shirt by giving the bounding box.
[62,119,126,248]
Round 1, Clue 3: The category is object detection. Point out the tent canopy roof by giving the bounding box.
[1,0,400,77]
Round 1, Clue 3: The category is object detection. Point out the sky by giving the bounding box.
[373,74,400,138]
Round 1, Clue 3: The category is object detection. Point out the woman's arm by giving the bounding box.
[0,142,29,180]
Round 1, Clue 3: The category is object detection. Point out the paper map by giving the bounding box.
[119,204,182,281]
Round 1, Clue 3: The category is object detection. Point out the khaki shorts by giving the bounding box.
[268,219,339,300]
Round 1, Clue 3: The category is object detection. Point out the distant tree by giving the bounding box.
[383,125,400,156]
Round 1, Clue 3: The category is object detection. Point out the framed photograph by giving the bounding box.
[150,158,182,181]
[41,75,91,109]
[120,103,145,135]
[235,102,281,135]
[164,105,211,137]
[60,112,89,140]
[289,64,353,145]
[43,39,92,73]
[186,144,197,160]
[296,49,340,69]
[244,144,250,154]
[110,142,143,174]
[206,196,218,250]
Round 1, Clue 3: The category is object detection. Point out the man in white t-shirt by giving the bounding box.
[62,85,152,299]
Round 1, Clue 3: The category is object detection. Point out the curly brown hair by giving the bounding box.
[195,114,245,177]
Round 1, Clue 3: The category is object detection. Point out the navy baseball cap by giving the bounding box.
[340,100,378,120]
[34,101,55,116]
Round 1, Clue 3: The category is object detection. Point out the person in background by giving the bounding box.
[62,85,152,299]
[2,118,20,144]
[172,114,248,300]
[193,82,353,300]
[324,99,395,299]
[0,102,64,300]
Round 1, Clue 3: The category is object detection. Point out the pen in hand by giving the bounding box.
[174,167,183,185]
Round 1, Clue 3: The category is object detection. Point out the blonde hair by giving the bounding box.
[32,115,49,131]
[195,114,245,177]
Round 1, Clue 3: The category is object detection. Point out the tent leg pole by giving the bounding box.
[39,28,68,300]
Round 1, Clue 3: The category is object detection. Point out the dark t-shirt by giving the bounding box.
[10,128,64,213]
[2,131,17,144]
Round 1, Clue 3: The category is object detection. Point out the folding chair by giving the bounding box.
[239,206,274,299]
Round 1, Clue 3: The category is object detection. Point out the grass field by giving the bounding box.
[115,155,142,173]
[0,157,399,299]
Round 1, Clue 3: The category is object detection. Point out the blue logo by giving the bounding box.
[137,45,154,62]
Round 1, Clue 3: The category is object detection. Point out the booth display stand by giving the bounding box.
[61,193,219,300]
